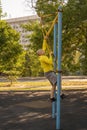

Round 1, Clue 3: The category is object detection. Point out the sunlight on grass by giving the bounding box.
[0,80,87,91]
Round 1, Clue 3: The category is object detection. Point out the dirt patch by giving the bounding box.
[0,89,87,130]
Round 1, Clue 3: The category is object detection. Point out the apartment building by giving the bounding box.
[6,15,40,49]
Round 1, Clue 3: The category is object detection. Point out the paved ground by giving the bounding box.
[0,89,87,130]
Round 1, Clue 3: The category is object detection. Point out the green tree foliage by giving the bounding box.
[21,21,44,76]
[62,0,87,74]
[22,1,59,76]
[22,21,43,51]
[77,23,87,75]
[0,0,7,19]
[0,20,23,78]
[25,0,87,75]
[21,48,43,77]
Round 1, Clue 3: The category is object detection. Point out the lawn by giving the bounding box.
[0,79,87,91]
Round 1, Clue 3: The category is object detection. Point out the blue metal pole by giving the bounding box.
[53,23,58,69]
[52,23,58,118]
[56,6,63,130]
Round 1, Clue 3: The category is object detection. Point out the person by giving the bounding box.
[37,49,65,102]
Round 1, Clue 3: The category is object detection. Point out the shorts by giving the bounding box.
[44,71,57,86]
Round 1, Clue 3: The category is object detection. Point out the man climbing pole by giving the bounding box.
[36,49,65,102]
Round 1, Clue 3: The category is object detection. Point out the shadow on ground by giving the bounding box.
[0,89,87,130]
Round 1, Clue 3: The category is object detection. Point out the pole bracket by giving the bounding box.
[58,6,63,12]
[56,70,62,73]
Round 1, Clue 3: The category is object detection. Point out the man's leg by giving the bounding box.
[50,85,56,98]
[50,85,56,102]
[50,85,66,101]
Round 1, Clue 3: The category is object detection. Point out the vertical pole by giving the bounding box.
[53,23,58,69]
[52,23,58,118]
[56,6,63,130]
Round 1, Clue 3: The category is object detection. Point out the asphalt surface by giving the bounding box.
[0,89,87,130]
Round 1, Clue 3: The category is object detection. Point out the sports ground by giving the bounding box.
[0,78,87,130]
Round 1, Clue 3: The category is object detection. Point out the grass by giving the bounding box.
[0,80,87,91]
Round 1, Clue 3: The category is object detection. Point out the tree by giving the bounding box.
[22,21,43,51]
[62,0,87,74]
[0,0,7,19]
[0,20,23,81]
[21,48,43,77]
[77,22,87,75]
[25,0,87,75]
[21,21,44,76]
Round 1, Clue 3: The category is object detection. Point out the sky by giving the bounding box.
[1,0,36,19]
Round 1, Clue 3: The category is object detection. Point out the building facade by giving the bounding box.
[6,15,39,49]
